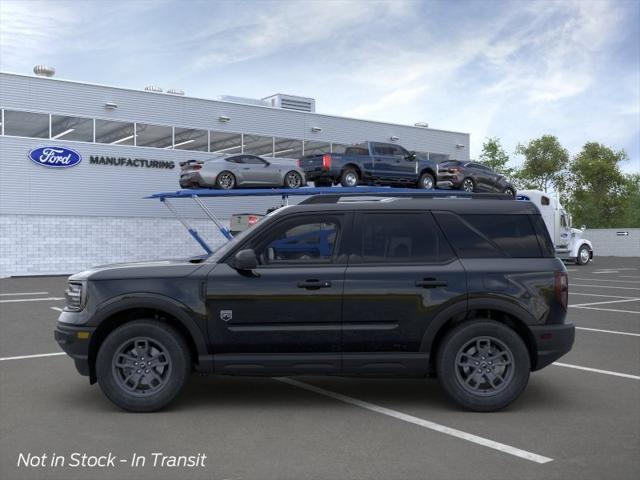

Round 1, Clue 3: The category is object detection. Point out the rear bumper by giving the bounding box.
[530,322,575,371]
[436,174,463,188]
[54,323,95,377]
[179,172,209,188]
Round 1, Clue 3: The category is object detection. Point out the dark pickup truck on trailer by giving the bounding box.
[298,142,439,189]
[55,191,574,413]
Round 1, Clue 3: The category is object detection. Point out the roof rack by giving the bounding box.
[299,191,512,204]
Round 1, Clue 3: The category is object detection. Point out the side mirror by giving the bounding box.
[581,225,586,231]
[232,249,258,271]
[406,151,417,161]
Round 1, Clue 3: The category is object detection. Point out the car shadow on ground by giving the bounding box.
[52,373,575,415]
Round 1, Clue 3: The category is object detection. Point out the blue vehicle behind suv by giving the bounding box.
[55,192,574,413]
[299,141,439,189]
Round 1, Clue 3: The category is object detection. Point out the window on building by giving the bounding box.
[273,137,303,159]
[3,110,49,138]
[95,119,135,145]
[51,115,93,142]
[136,123,173,148]
[244,134,274,156]
[303,141,330,156]
[173,127,208,151]
[429,153,450,163]
[355,213,454,264]
[210,131,242,154]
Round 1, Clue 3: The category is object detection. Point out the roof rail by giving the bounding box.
[299,191,512,205]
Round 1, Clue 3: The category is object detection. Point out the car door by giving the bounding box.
[387,144,417,182]
[371,143,396,181]
[341,211,467,375]
[206,212,350,373]
[238,155,280,186]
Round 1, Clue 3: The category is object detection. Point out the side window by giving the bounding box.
[226,156,243,164]
[254,217,340,265]
[373,144,393,156]
[529,215,555,258]
[461,214,542,258]
[389,145,407,157]
[434,212,503,258]
[541,196,550,206]
[243,155,267,165]
[356,213,455,264]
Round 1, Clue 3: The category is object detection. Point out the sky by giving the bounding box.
[1,0,638,173]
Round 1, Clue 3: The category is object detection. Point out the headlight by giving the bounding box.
[64,282,86,311]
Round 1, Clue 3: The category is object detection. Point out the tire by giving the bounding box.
[216,171,236,189]
[576,244,591,265]
[284,171,303,189]
[340,168,359,187]
[96,320,191,412]
[461,177,475,192]
[418,172,435,189]
[504,187,515,197]
[436,320,530,412]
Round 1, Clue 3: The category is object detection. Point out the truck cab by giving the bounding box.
[517,190,593,265]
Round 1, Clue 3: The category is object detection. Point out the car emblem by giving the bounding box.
[220,310,233,322]
[28,146,82,168]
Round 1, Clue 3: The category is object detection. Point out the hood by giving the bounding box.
[68,256,209,282]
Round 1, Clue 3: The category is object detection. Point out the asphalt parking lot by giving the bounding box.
[1,257,639,480]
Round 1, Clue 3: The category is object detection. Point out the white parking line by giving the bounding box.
[573,278,640,284]
[570,284,640,291]
[0,352,65,362]
[50,307,63,312]
[593,270,620,274]
[276,377,553,464]
[0,291,49,296]
[571,306,640,315]
[575,327,640,337]
[619,275,640,279]
[553,362,640,380]
[0,297,64,303]
[570,292,636,299]
[570,298,640,307]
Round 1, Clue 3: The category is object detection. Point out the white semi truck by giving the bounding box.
[518,190,593,265]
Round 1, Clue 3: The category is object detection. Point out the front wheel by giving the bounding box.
[96,320,191,412]
[504,187,515,197]
[436,320,530,412]
[576,244,591,265]
[284,171,303,189]
[418,172,435,189]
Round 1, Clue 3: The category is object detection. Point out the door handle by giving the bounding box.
[415,278,448,288]
[297,279,332,289]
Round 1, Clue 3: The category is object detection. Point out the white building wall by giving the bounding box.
[587,228,640,257]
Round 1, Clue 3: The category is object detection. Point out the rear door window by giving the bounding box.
[353,212,455,264]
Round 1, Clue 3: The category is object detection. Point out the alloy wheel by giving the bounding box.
[344,172,358,186]
[112,337,172,397]
[218,173,235,189]
[454,336,514,396]
[286,172,302,188]
[462,179,474,192]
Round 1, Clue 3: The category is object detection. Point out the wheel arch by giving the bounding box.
[419,167,437,179]
[421,298,538,374]
[87,295,208,383]
[341,163,362,176]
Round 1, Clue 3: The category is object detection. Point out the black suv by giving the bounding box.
[55,192,574,412]
[437,160,516,196]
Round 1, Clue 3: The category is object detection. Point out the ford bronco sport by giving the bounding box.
[55,192,574,412]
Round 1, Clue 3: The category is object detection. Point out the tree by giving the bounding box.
[619,173,640,228]
[514,135,569,192]
[567,142,629,228]
[479,137,514,177]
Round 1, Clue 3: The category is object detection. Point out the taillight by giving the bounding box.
[555,271,568,310]
[192,164,202,170]
[322,154,331,169]
[297,159,301,167]
[247,215,259,226]
[448,167,460,173]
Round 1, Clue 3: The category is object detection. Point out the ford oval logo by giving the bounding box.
[28,146,82,168]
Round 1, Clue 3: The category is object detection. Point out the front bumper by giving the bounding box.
[54,323,95,377]
[530,322,575,370]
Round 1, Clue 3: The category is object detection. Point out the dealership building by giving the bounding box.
[0,69,470,277]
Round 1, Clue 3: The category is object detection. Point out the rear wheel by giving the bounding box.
[216,171,236,189]
[461,177,475,192]
[418,172,435,189]
[96,320,191,412]
[504,187,515,197]
[576,244,591,265]
[436,320,530,412]
[284,171,303,189]
[340,168,359,187]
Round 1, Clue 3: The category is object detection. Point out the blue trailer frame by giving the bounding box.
[146,186,499,254]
